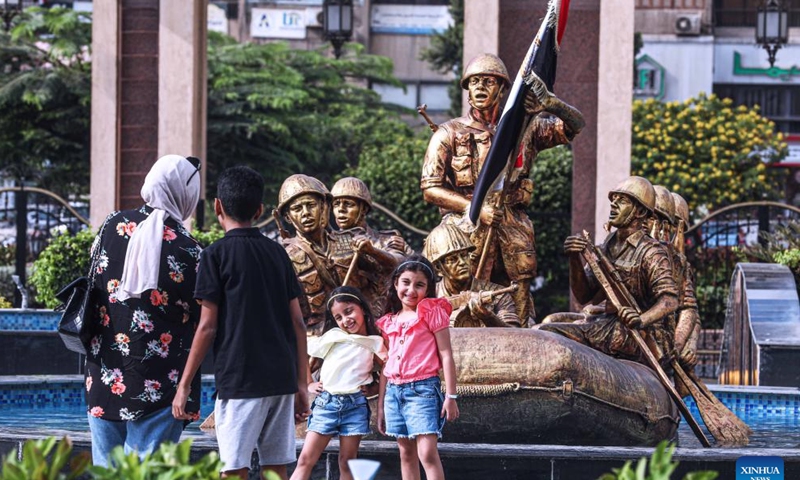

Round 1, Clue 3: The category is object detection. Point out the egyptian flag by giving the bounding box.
[467,0,571,225]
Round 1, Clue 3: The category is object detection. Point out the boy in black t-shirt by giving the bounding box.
[173,166,309,480]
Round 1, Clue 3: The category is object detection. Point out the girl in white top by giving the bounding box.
[291,286,387,480]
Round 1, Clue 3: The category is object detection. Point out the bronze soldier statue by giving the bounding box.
[422,223,520,328]
[671,192,700,372]
[329,177,413,316]
[331,177,414,262]
[420,53,585,325]
[538,176,679,365]
[276,174,340,335]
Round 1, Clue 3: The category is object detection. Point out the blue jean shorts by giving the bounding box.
[384,376,445,439]
[307,391,370,437]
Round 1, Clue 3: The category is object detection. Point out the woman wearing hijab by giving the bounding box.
[85,155,203,467]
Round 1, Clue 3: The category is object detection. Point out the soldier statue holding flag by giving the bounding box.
[420,52,584,325]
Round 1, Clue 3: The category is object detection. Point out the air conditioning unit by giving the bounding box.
[674,13,701,36]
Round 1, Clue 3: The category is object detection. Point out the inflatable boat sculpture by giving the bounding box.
[446,327,679,446]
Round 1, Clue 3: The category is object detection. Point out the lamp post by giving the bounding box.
[322,0,353,59]
[1,0,22,31]
[756,0,789,67]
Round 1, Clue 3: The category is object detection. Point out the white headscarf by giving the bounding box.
[117,154,201,301]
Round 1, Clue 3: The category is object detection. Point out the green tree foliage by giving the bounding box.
[598,441,718,480]
[0,6,91,197]
[631,93,787,216]
[29,227,94,308]
[206,33,409,209]
[529,145,572,318]
[346,133,440,243]
[419,0,463,116]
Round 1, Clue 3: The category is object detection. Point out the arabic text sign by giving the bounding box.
[370,5,452,35]
[715,43,800,84]
[251,7,307,39]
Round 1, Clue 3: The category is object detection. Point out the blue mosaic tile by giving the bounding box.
[0,310,61,331]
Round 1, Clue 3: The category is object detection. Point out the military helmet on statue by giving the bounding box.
[277,174,331,214]
[608,176,656,213]
[671,192,690,227]
[653,185,676,225]
[331,177,373,211]
[460,53,511,90]
[423,223,476,265]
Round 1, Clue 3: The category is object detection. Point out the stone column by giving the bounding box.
[90,1,207,227]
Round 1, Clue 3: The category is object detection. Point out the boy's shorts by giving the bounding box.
[307,390,370,437]
[384,376,445,439]
[214,394,296,471]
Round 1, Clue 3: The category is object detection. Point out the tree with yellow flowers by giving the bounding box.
[631,93,788,215]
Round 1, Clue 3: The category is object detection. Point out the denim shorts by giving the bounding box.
[307,391,370,437]
[384,376,445,439]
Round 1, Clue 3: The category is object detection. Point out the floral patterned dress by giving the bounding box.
[85,206,202,422]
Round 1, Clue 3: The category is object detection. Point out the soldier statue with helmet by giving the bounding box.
[275,174,341,335]
[537,176,679,366]
[670,192,701,374]
[423,223,520,328]
[328,176,414,316]
[330,177,414,263]
[421,53,585,326]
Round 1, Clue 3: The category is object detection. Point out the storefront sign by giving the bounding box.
[634,54,665,100]
[733,51,799,81]
[370,5,452,35]
[251,7,307,39]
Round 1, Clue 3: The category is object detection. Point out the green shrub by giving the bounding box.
[0,436,90,480]
[598,441,718,480]
[191,221,225,248]
[0,437,281,480]
[89,440,224,480]
[29,228,94,309]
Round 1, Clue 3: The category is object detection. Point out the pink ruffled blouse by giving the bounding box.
[376,297,452,385]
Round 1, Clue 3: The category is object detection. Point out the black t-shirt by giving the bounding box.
[194,227,303,399]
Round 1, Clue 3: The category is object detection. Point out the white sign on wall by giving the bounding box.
[371,5,452,35]
[714,43,800,85]
[251,7,308,39]
[208,4,229,34]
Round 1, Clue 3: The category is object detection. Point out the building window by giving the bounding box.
[714,0,800,28]
[373,81,451,112]
[714,84,800,134]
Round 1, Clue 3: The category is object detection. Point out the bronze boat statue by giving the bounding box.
[441,328,679,446]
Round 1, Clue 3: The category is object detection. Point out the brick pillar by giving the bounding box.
[90,1,206,227]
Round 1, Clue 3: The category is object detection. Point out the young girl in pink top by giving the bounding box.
[376,254,458,480]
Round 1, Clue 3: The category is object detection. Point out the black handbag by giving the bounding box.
[55,220,108,355]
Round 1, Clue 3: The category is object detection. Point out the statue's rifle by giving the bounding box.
[417,104,438,133]
[446,283,518,310]
[272,209,290,239]
[578,231,712,448]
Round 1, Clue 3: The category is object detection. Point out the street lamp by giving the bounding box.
[756,0,789,67]
[322,0,353,59]
[1,0,22,31]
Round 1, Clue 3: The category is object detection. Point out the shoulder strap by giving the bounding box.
[87,216,113,287]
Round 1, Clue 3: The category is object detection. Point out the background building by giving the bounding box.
[634,0,800,204]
